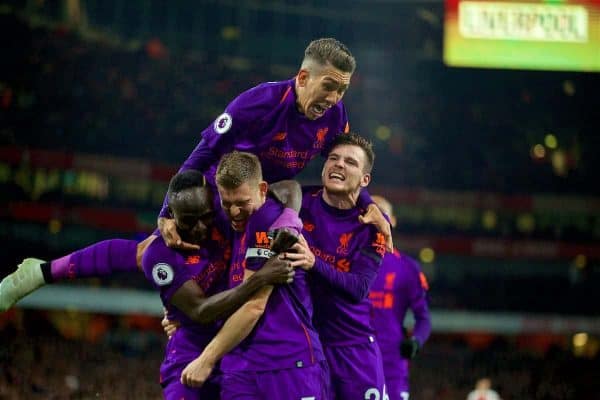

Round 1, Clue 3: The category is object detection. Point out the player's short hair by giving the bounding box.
[303,38,356,74]
[216,151,263,189]
[329,132,375,173]
[167,170,205,197]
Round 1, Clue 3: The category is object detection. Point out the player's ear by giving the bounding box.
[200,186,214,209]
[360,173,371,188]
[259,181,268,197]
[297,69,309,87]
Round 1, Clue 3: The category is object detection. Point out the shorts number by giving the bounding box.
[365,386,389,400]
[365,388,379,400]
[401,392,409,400]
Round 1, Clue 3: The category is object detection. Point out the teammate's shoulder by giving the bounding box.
[331,99,347,114]
[248,198,283,229]
[396,252,423,273]
[300,186,326,213]
[261,197,285,217]
[254,79,292,92]
[142,237,180,270]
[324,99,348,123]
[363,217,386,238]
[301,185,322,198]
[233,79,292,108]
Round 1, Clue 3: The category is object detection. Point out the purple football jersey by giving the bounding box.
[221,198,325,372]
[369,250,431,382]
[141,233,228,390]
[300,187,385,346]
[159,78,349,217]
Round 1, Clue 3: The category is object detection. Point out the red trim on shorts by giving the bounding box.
[301,323,316,364]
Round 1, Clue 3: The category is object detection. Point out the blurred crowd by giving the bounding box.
[1,7,598,400]
[0,319,165,399]
[411,338,600,399]
[2,311,598,400]
[1,13,598,195]
[1,13,599,316]
[429,270,599,314]
[0,14,269,165]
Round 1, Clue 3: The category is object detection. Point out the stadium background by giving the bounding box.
[1,0,599,398]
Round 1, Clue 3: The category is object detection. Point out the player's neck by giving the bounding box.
[321,189,359,210]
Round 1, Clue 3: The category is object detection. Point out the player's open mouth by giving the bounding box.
[231,219,246,231]
[193,233,207,243]
[328,172,345,181]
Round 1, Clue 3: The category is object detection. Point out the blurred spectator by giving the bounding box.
[466,377,501,400]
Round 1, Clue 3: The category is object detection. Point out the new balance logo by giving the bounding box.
[336,258,350,272]
[185,255,201,265]
[303,222,315,232]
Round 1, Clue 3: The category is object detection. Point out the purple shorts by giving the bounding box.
[381,351,410,400]
[220,360,330,400]
[386,376,410,400]
[160,332,222,399]
[324,340,386,400]
[162,378,220,400]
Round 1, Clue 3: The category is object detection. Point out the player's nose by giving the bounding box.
[325,91,339,105]
[229,205,241,217]
[194,220,207,232]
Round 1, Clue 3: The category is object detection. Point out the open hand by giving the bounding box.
[283,235,315,271]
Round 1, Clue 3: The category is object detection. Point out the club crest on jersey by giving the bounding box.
[336,232,353,256]
[214,112,232,134]
[272,132,287,141]
[313,127,328,149]
[152,263,174,286]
